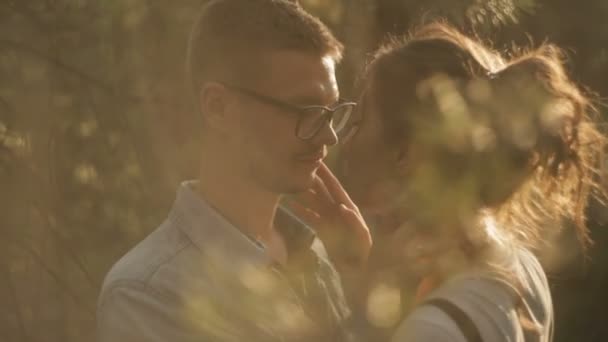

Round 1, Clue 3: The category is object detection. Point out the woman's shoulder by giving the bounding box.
[391,273,515,342]
[392,248,553,342]
[391,303,469,342]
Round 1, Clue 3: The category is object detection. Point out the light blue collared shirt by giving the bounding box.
[97,181,352,342]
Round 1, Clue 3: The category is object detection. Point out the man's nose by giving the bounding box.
[313,118,338,147]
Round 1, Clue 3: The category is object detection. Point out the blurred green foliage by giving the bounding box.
[0,0,606,341]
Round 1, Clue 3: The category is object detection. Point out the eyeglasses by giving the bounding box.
[336,93,365,145]
[221,83,357,140]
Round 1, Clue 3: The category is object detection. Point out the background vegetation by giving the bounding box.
[1,0,606,341]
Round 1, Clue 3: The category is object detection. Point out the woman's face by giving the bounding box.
[337,78,466,278]
[337,87,404,217]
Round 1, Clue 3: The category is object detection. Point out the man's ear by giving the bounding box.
[199,82,229,131]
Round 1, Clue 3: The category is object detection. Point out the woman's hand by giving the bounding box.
[285,163,372,270]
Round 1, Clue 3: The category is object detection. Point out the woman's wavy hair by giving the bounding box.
[365,21,607,256]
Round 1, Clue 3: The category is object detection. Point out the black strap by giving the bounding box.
[424,298,483,342]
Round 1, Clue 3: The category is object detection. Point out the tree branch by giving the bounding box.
[0,39,140,104]
[0,95,15,115]
[14,239,95,317]
[0,1,99,33]
[0,2,46,30]
[2,265,34,342]
[10,143,101,288]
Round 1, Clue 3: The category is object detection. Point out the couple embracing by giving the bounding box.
[97,1,606,341]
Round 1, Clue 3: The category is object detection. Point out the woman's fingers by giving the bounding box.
[291,188,322,212]
[339,204,372,247]
[282,198,322,226]
[317,163,358,212]
[294,163,358,215]
[323,203,372,267]
[291,186,336,215]
[311,175,336,206]
[284,164,373,268]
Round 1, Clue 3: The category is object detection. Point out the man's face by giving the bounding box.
[228,50,340,194]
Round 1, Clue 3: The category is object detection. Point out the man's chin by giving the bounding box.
[275,169,317,195]
[290,172,317,193]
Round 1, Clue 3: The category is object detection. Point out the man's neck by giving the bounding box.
[197,148,281,250]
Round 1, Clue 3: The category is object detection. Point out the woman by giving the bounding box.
[336,23,606,342]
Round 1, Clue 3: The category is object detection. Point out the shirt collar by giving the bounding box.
[169,181,316,267]
[275,206,316,255]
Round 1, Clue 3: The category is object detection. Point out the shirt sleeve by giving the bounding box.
[97,283,210,342]
[391,306,468,342]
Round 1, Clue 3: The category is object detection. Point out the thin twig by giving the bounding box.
[11,153,99,288]
[2,265,33,342]
[44,212,99,287]
[0,2,101,35]
[0,95,15,114]
[0,39,141,104]
[41,119,99,287]
[0,2,46,30]
[15,239,95,317]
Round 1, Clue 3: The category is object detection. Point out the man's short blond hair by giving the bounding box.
[187,0,343,91]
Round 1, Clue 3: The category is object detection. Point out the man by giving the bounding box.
[97,1,369,341]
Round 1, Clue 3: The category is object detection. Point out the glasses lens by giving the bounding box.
[297,107,325,139]
[330,104,354,133]
[296,104,355,140]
